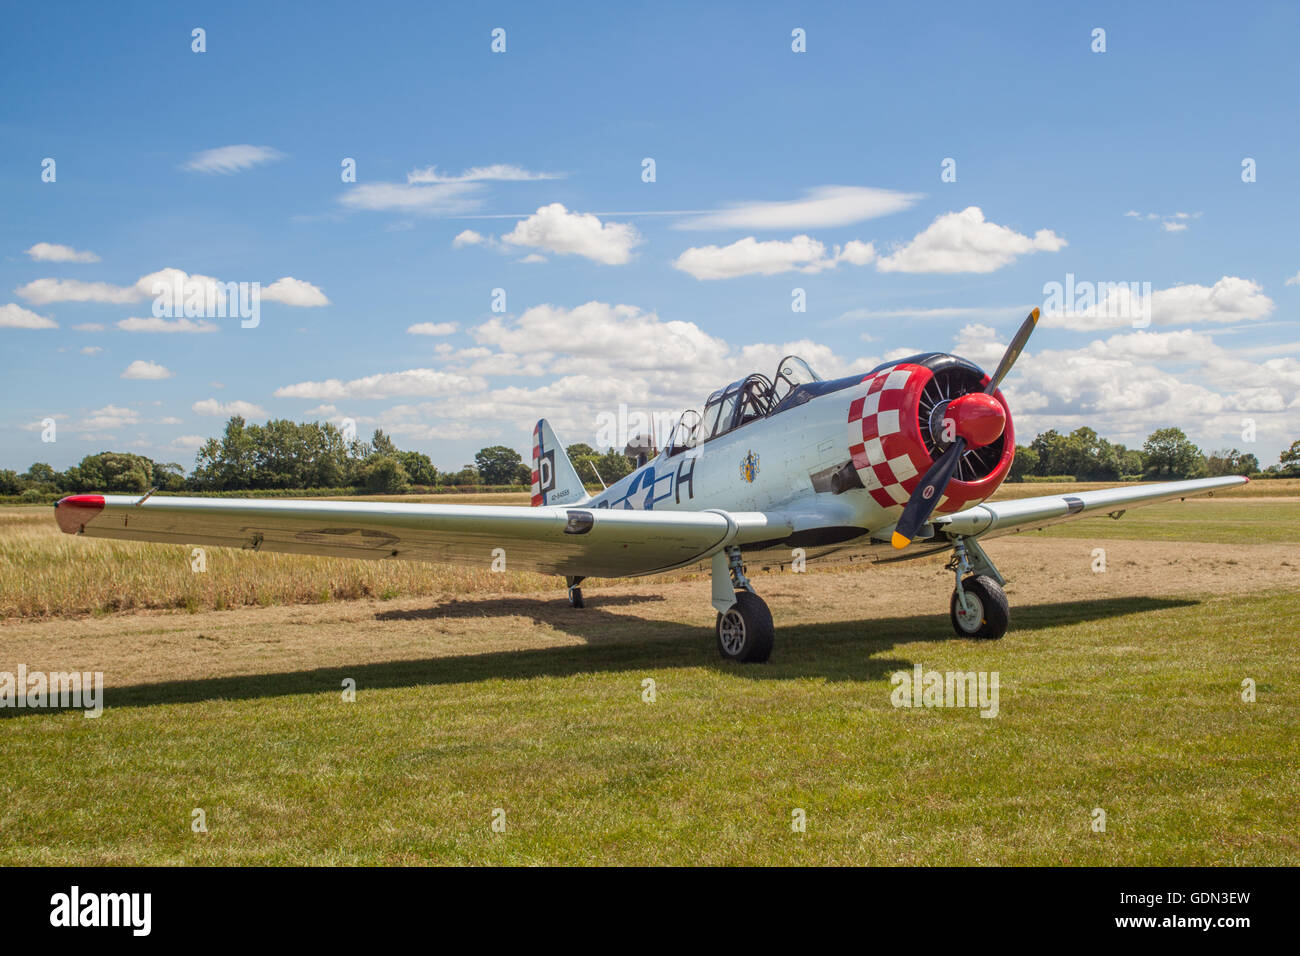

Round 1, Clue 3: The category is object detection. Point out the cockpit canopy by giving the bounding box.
[664,355,822,456]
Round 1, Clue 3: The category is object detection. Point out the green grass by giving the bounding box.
[1,590,1295,865]
[1013,499,1300,544]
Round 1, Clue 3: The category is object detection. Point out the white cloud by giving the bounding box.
[183,145,285,174]
[675,186,921,230]
[80,346,103,355]
[170,435,206,450]
[72,322,105,331]
[16,277,140,305]
[407,322,457,336]
[0,303,57,329]
[339,181,483,215]
[192,398,267,417]
[1285,271,1300,287]
[876,206,1066,273]
[672,235,875,279]
[837,305,1032,322]
[517,253,547,264]
[117,316,219,333]
[406,164,561,183]
[81,405,141,431]
[25,242,100,263]
[452,229,488,247]
[274,369,486,400]
[261,277,329,307]
[1128,210,1202,232]
[950,323,1300,453]
[121,360,172,380]
[501,203,642,265]
[1048,276,1274,331]
[18,268,325,309]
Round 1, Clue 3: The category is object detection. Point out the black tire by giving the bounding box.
[568,587,584,609]
[715,591,775,663]
[949,575,1009,640]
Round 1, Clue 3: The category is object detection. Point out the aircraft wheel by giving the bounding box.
[950,575,1008,640]
[568,587,584,609]
[715,591,774,663]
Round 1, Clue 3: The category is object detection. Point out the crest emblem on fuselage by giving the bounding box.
[740,450,760,483]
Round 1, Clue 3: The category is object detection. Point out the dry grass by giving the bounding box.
[0,507,561,619]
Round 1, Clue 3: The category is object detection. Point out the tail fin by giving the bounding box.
[530,419,590,507]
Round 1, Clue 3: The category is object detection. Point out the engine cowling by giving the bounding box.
[845,354,1014,515]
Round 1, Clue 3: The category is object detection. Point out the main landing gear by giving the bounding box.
[712,546,773,663]
[947,536,1009,640]
[566,576,585,609]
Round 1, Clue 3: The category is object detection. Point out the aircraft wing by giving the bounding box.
[53,494,793,578]
[932,475,1249,540]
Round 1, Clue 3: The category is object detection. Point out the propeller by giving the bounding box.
[890,307,1039,549]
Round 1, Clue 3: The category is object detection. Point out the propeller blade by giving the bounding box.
[892,307,1040,549]
[891,437,966,548]
[984,307,1039,394]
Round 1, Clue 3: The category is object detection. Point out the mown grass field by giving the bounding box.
[0,483,1296,864]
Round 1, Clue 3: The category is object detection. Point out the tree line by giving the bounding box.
[1007,426,1288,482]
[2,417,1296,500]
[0,416,639,499]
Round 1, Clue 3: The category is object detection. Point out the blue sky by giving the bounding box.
[3,0,1298,473]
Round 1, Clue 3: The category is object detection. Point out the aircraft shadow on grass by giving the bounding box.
[3,594,1195,716]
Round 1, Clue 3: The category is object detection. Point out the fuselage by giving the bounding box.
[586,353,1015,548]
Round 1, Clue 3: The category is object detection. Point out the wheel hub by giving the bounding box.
[955,591,984,632]
[719,609,747,655]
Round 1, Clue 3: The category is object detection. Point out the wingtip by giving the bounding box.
[1030,306,1040,323]
[891,532,910,550]
[54,493,105,534]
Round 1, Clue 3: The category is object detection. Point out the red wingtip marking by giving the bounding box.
[55,494,105,533]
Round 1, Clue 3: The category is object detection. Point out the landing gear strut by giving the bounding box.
[566,575,585,609]
[711,546,773,662]
[947,537,1009,639]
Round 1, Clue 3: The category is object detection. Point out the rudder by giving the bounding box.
[531,419,589,507]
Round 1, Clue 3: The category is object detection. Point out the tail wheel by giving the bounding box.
[950,575,1008,640]
[715,591,774,663]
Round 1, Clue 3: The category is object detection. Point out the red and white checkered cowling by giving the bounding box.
[845,362,1014,515]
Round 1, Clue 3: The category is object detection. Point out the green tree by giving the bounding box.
[442,465,480,486]
[361,455,410,493]
[1028,429,1066,475]
[565,443,596,460]
[70,452,155,493]
[0,470,23,495]
[370,429,399,457]
[23,462,58,485]
[396,450,437,486]
[1008,445,1038,481]
[190,417,256,490]
[1142,427,1205,480]
[1206,448,1258,477]
[474,445,524,485]
[593,448,635,483]
[1279,439,1300,476]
